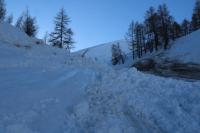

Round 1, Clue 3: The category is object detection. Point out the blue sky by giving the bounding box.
[6,0,195,50]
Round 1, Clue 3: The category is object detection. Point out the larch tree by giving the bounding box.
[157,4,173,50]
[145,6,160,51]
[111,43,124,65]
[22,9,38,37]
[134,22,145,58]
[6,14,13,24]
[192,0,200,30]
[15,15,24,29]
[0,0,6,21]
[181,19,191,36]
[125,21,135,60]
[49,8,74,51]
[170,21,181,40]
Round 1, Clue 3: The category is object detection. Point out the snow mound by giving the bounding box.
[167,30,200,64]
[0,21,41,46]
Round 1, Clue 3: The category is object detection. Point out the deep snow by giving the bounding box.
[0,22,200,133]
[167,30,200,64]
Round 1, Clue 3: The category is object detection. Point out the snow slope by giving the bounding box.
[167,30,200,64]
[0,22,200,133]
[0,22,40,46]
[76,40,131,65]
[77,29,200,66]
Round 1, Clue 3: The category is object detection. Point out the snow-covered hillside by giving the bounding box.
[0,22,41,46]
[167,30,200,64]
[76,40,131,65]
[0,22,200,133]
[77,29,200,66]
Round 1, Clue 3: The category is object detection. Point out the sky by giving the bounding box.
[6,0,196,51]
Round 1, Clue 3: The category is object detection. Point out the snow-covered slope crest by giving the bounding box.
[167,30,200,64]
[76,39,131,64]
[0,21,41,46]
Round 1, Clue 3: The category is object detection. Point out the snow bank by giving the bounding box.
[167,30,200,64]
[0,22,40,46]
[0,20,200,133]
[66,68,200,133]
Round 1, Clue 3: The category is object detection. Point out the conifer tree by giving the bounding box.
[6,14,13,24]
[157,4,173,50]
[15,15,24,29]
[170,21,181,40]
[22,9,38,37]
[134,22,145,58]
[111,43,124,65]
[145,7,159,51]
[49,8,74,51]
[192,0,200,30]
[181,19,191,36]
[125,21,135,59]
[0,0,6,21]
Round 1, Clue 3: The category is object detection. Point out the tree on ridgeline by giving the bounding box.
[6,14,13,24]
[22,9,38,37]
[181,19,192,36]
[125,21,135,60]
[134,22,145,58]
[15,14,24,29]
[145,6,159,51]
[111,43,125,65]
[0,0,6,21]
[192,0,200,30]
[157,4,173,50]
[49,8,74,51]
[169,21,182,41]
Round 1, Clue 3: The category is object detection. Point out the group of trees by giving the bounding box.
[125,0,200,60]
[0,0,37,37]
[0,0,74,52]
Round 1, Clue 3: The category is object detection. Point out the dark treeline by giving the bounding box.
[123,0,200,61]
[0,0,74,52]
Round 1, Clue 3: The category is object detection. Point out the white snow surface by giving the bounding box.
[77,30,200,65]
[0,22,200,133]
[76,40,131,65]
[167,30,200,64]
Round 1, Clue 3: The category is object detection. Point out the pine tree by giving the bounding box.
[15,15,24,29]
[145,7,159,51]
[22,9,38,37]
[49,8,74,51]
[111,43,124,65]
[181,19,191,36]
[0,0,6,21]
[6,14,13,24]
[170,21,181,40]
[192,0,200,30]
[157,4,173,50]
[125,21,135,60]
[134,22,145,58]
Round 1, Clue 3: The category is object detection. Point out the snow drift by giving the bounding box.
[0,22,200,133]
[167,30,200,64]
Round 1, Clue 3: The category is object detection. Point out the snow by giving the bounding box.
[0,22,200,133]
[167,30,200,64]
[0,22,40,46]
[77,30,200,66]
[76,40,130,65]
